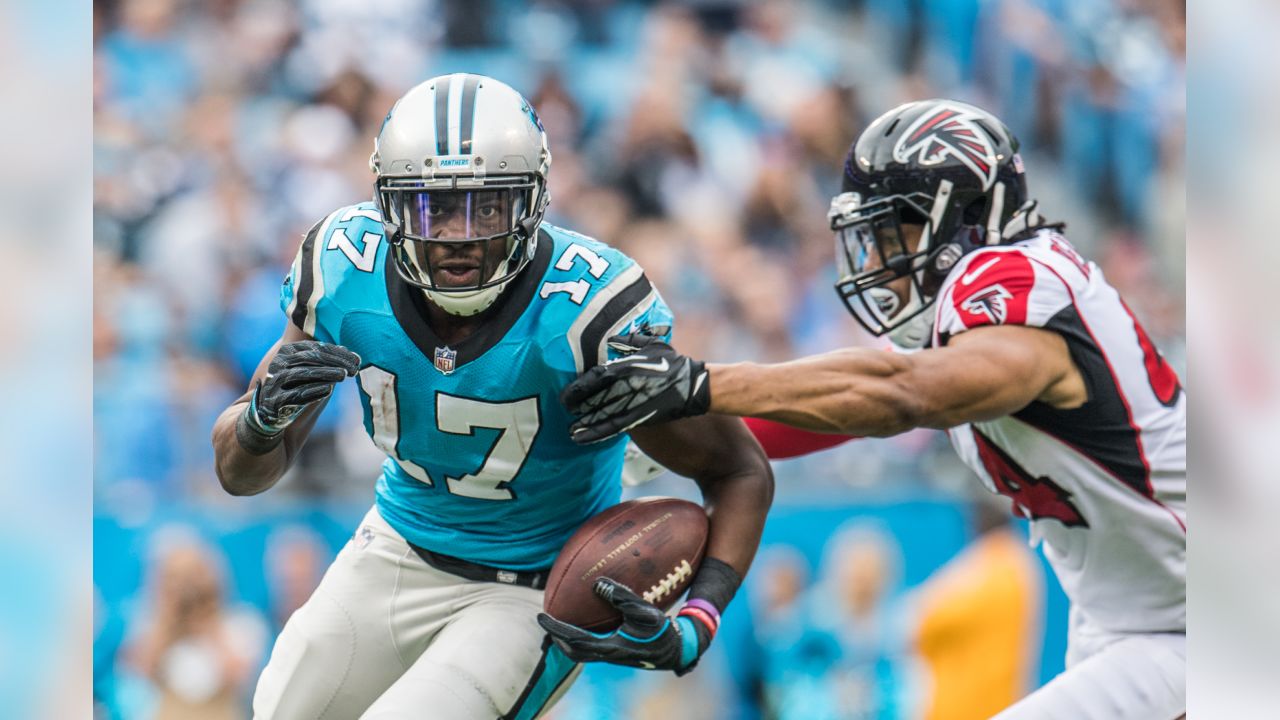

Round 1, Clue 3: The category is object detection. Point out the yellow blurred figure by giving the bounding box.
[912,498,1043,720]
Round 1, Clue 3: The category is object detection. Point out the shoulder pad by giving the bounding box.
[281,203,388,342]
[934,247,1071,343]
[537,225,675,372]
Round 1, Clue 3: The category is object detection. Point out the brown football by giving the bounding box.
[543,497,709,632]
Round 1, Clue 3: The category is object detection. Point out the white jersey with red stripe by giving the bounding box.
[931,228,1186,634]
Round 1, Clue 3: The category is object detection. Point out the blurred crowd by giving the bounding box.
[95,522,327,720]
[93,0,1184,717]
[93,0,1186,503]
[95,496,1047,720]
[732,497,1042,720]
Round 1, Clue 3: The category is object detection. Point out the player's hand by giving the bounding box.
[245,341,361,436]
[560,333,710,444]
[536,578,704,675]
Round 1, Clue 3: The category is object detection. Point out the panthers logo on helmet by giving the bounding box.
[521,102,545,133]
[893,104,999,190]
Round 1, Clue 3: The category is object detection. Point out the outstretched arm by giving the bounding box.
[211,323,360,496]
[709,325,1083,435]
[563,326,1085,443]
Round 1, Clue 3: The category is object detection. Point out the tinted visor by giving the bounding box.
[393,188,525,242]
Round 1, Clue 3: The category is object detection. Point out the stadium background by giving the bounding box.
[91,0,1185,717]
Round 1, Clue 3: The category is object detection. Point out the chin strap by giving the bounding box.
[423,273,510,316]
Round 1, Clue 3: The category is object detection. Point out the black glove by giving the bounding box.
[240,341,361,443]
[560,334,710,444]
[537,578,705,675]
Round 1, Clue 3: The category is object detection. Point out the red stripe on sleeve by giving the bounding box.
[743,417,859,460]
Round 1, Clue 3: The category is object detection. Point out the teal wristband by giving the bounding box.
[675,615,700,668]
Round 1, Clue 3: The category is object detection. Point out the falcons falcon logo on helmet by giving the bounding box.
[893,104,1000,190]
[961,284,1014,325]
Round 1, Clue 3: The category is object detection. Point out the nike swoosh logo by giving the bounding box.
[605,354,648,366]
[630,359,669,373]
[609,355,670,373]
[640,661,656,670]
[961,257,1000,285]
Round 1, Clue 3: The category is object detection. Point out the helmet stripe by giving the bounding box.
[448,73,466,155]
[459,74,480,155]
[908,108,955,142]
[433,74,452,156]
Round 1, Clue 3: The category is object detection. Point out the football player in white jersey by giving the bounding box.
[563,99,1186,720]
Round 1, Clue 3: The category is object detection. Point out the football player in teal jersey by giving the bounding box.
[211,74,773,720]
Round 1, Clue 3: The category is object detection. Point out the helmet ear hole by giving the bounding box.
[930,243,966,275]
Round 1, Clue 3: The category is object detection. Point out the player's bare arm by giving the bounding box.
[628,415,773,577]
[708,323,1086,436]
[560,325,1084,443]
[211,322,359,496]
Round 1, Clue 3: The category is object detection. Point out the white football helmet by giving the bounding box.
[371,73,551,316]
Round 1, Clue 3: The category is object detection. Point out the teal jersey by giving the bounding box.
[280,203,674,570]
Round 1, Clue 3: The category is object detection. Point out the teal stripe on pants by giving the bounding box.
[502,638,578,720]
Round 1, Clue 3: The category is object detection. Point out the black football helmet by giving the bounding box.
[831,99,1036,348]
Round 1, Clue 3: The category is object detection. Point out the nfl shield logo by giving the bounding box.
[434,346,457,374]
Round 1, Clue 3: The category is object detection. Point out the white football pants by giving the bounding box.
[252,506,581,720]
[993,606,1185,719]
